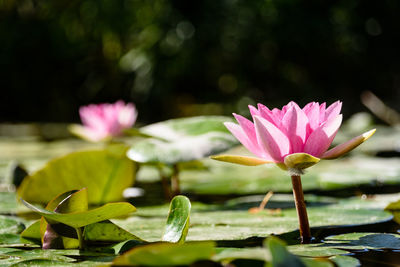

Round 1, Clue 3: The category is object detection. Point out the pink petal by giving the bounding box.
[257,104,279,126]
[253,115,291,162]
[281,105,309,153]
[304,114,343,157]
[233,113,260,153]
[224,122,266,158]
[303,102,320,133]
[248,105,260,117]
[319,102,326,123]
[118,103,137,128]
[325,100,342,121]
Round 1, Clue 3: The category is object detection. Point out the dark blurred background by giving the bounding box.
[1,0,399,123]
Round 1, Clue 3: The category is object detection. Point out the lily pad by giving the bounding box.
[112,241,216,266]
[22,200,136,229]
[112,194,393,242]
[17,145,135,204]
[127,116,238,165]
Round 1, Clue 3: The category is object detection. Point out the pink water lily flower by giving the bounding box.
[70,100,137,142]
[213,101,375,174]
[212,100,375,243]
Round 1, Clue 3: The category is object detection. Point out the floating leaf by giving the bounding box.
[162,195,191,243]
[112,194,393,242]
[127,116,238,165]
[112,241,216,266]
[84,220,143,243]
[0,216,24,235]
[329,256,360,267]
[20,221,41,245]
[323,232,400,250]
[40,189,88,249]
[265,237,306,267]
[17,146,135,205]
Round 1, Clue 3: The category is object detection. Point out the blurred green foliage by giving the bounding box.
[1,0,400,122]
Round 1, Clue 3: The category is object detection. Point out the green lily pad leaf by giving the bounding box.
[0,248,77,266]
[109,240,145,255]
[17,145,135,205]
[289,232,400,264]
[213,247,269,263]
[20,220,41,245]
[0,192,18,215]
[265,237,306,267]
[84,220,143,243]
[301,258,334,267]
[41,189,89,249]
[127,116,238,165]
[112,241,216,266]
[323,232,400,250]
[54,188,88,214]
[9,259,72,266]
[0,216,24,235]
[162,195,191,243]
[123,128,167,141]
[329,256,360,267]
[22,199,136,228]
[113,194,393,242]
[288,244,348,257]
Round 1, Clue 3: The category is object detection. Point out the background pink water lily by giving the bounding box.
[70,100,137,142]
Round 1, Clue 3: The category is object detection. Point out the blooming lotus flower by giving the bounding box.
[70,100,137,142]
[212,101,375,243]
[213,101,375,175]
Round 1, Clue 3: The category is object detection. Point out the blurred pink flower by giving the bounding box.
[71,100,137,142]
[213,101,375,173]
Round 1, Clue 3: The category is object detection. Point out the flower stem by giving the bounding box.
[291,175,311,244]
[157,166,171,201]
[171,164,180,196]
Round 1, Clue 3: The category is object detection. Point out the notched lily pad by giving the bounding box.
[17,145,135,205]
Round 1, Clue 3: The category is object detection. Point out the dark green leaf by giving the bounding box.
[112,241,216,266]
